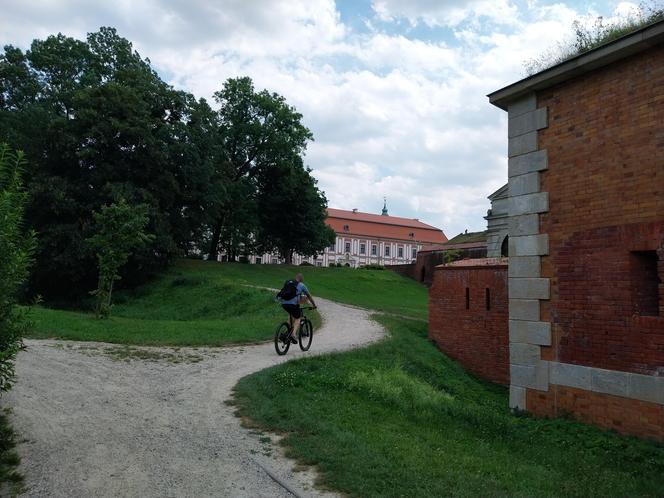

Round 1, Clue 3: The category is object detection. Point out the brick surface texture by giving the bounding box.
[428,265,509,385]
[534,44,664,439]
[527,385,664,441]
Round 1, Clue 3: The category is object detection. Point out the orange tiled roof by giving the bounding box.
[326,208,448,244]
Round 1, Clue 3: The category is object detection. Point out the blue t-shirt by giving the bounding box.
[281,282,308,305]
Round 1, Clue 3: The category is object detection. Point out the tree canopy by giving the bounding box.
[0,28,333,300]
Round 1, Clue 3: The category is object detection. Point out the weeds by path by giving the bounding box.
[0,409,23,497]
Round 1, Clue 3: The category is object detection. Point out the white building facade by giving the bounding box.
[245,207,448,268]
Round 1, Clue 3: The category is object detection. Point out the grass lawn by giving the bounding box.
[175,259,429,320]
[27,259,424,345]
[234,315,664,497]
[27,262,319,346]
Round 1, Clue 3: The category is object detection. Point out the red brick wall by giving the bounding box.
[537,44,664,375]
[428,265,509,384]
[527,386,664,441]
[388,263,416,280]
[532,43,664,439]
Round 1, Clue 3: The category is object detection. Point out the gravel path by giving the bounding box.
[3,298,385,497]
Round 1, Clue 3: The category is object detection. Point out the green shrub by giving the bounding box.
[0,144,36,392]
[361,264,385,270]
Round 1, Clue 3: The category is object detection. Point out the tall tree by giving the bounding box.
[256,159,335,264]
[206,77,313,259]
[0,28,216,298]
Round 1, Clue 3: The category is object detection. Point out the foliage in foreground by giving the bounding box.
[525,2,664,75]
[0,144,34,393]
[0,409,23,497]
[234,315,664,498]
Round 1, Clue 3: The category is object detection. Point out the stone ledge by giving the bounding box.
[508,277,550,300]
[549,362,664,405]
[510,385,527,410]
[508,131,538,157]
[550,362,591,390]
[509,319,552,345]
[509,299,540,321]
[508,256,540,278]
[509,172,540,197]
[511,361,549,390]
[510,342,541,365]
[508,192,549,216]
[509,234,549,257]
[509,213,540,236]
[508,150,548,177]
[507,93,536,118]
[508,107,548,138]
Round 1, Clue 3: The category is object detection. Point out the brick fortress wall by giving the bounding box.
[428,262,509,385]
[532,44,664,439]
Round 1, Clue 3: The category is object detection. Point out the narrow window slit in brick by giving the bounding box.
[486,288,491,311]
[630,250,660,316]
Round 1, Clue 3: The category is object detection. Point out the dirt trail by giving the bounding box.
[3,297,385,497]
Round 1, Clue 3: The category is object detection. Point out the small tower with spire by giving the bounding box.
[381,197,389,216]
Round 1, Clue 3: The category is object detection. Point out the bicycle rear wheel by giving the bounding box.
[298,318,313,351]
[274,322,291,355]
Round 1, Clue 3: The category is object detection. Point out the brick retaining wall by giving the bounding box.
[428,262,509,385]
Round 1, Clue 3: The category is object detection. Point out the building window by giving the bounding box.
[316,262,322,267]
[345,241,351,253]
[385,246,390,257]
[631,251,660,316]
[343,224,349,232]
[360,243,366,255]
[501,235,509,257]
[485,288,491,311]
[371,244,377,256]
[412,248,417,259]
[255,257,262,264]
[465,288,470,309]
[398,247,404,258]
[329,241,336,252]
[409,232,414,238]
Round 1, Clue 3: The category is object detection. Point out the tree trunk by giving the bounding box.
[284,248,293,265]
[208,220,223,260]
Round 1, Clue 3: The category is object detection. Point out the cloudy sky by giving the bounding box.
[1,0,637,237]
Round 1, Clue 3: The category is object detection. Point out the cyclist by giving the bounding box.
[280,273,317,344]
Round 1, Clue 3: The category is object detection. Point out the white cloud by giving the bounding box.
[371,0,520,27]
[0,0,612,236]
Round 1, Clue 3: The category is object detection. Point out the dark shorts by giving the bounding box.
[282,304,302,319]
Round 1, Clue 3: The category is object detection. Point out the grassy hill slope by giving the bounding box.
[26,259,425,345]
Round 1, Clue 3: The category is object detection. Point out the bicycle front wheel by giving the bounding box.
[274,322,291,355]
[299,318,313,351]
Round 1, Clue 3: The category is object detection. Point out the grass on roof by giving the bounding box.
[445,231,487,245]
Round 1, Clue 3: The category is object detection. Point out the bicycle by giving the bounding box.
[274,306,314,355]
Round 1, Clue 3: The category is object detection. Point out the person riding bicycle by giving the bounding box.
[279,273,317,344]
